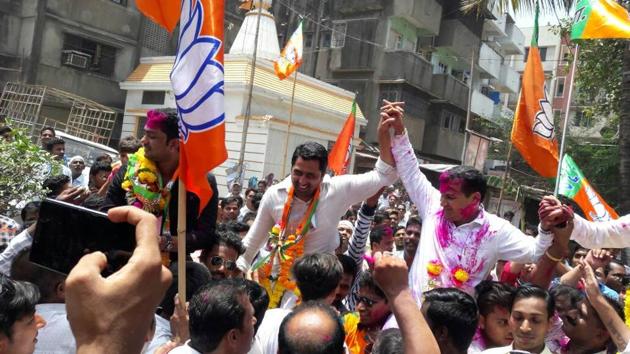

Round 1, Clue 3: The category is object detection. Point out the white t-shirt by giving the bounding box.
[250,308,291,354]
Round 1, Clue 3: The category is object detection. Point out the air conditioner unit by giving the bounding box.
[62,50,91,69]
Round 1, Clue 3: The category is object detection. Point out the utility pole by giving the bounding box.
[311,0,326,76]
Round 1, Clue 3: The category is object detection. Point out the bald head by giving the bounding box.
[278,301,344,354]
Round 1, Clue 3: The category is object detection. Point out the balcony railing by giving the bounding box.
[379,50,433,91]
[431,74,469,110]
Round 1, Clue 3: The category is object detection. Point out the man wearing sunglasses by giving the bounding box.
[200,230,245,281]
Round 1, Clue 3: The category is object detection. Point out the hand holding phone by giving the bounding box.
[30,199,136,275]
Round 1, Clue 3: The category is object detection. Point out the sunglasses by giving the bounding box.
[210,256,237,271]
[357,295,382,308]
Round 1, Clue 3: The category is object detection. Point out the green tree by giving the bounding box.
[0,124,61,216]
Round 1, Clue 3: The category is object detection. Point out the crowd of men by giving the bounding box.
[1,102,630,354]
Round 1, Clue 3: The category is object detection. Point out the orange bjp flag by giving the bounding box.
[135,0,180,33]
[510,6,559,178]
[328,100,357,175]
[170,0,228,213]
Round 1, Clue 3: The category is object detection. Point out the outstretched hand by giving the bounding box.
[380,100,405,135]
[65,206,173,354]
[373,251,409,298]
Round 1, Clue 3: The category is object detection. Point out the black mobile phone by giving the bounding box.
[30,199,136,276]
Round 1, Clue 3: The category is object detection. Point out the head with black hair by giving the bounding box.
[223,221,250,237]
[222,196,242,222]
[556,284,624,352]
[0,274,45,353]
[188,279,255,354]
[372,328,403,354]
[242,212,257,226]
[334,254,358,306]
[244,187,257,209]
[373,210,388,226]
[290,142,327,200]
[43,174,70,198]
[356,271,390,327]
[475,281,516,348]
[369,224,394,253]
[20,201,40,229]
[0,126,12,141]
[44,137,65,160]
[292,253,343,303]
[158,262,210,319]
[252,192,263,210]
[200,230,245,281]
[403,217,422,260]
[39,126,56,146]
[11,248,66,304]
[439,165,487,225]
[89,161,113,190]
[140,109,179,164]
[118,135,141,165]
[508,284,554,353]
[243,279,269,334]
[278,301,345,354]
[604,259,626,293]
[421,287,478,354]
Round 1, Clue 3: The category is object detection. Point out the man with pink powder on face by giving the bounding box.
[378,100,559,303]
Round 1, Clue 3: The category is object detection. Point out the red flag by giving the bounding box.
[135,0,180,33]
[170,0,227,213]
[328,101,356,175]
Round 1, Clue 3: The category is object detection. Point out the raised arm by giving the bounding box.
[373,253,440,354]
[236,191,276,271]
[495,218,554,264]
[379,101,440,220]
[572,213,630,249]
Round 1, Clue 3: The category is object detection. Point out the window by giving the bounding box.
[523,47,548,62]
[574,110,592,127]
[321,31,331,48]
[304,32,313,48]
[331,22,347,48]
[141,91,166,105]
[440,111,463,133]
[539,47,548,61]
[555,77,565,97]
[62,34,117,77]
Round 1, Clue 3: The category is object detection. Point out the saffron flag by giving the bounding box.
[571,0,630,40]
[170,0,227,213]
[510,5,559,178]
[558,154,618,221]
[274,21,303,80]
[135,0,180,32]
[328,100,357,175]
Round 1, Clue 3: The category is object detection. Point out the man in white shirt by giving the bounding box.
[237,141,398,272]
[379,101,556,301]
[170,279,256,354]
[251,253,343,354]
[67,156,88,188]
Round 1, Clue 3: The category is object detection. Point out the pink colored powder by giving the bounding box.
[438,172,463,194]
[145,110,168,130]
[460,201,480,220]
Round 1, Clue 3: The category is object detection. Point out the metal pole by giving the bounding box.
[496,142,513,214]
[281,70,299,177]
[553,44,580,195]
[237,3,264,182]
[461,48,476,164]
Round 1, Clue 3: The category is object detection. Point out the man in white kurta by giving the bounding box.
[379,101,555,302]
[236,142,398,272]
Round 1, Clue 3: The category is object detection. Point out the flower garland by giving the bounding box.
[427,260,470,288]
[254,186,320,308]
[121,147,169,215]
[625,288,630,328]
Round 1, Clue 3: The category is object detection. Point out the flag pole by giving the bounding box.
[461,48,476,163]
[553,44,580,195]
[496,142,513,214]
[238,2,264,184]
[176,178,187,304]
[281,70,299,177]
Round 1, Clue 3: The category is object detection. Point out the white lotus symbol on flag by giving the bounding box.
[170,0,224,142]
[532,85,555,140]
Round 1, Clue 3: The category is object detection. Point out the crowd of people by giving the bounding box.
[1,102,630,354]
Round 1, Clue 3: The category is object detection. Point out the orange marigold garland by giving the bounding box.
[253,186,320,308]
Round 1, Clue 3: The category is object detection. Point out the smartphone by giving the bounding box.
[30,198,136,276]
